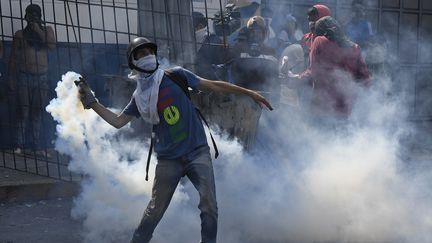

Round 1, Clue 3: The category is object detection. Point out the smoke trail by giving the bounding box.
[47,72,153,242]
[46,71,432,243]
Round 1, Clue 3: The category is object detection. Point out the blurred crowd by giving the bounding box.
[0,0,391,154]
[190,0,388,148]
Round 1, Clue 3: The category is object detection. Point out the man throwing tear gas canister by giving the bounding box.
[76,37,273,243]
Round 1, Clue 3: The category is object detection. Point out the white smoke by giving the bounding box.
[46,71,432,243]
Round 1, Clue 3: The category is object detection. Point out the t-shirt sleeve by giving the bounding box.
[122,97,140,118]
[171,66,202,89]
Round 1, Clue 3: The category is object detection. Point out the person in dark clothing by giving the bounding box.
[77,37,273,243]
[193,11,225,80]
[229,15,278,91]
[289,16,370,117]
[231,15,276,60]
[191,11,226,140]
[217,15,279,149]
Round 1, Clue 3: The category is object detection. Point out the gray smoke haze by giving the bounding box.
[46,69,432,243]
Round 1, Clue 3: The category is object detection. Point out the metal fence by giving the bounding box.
[0,0,141,181]
[1,0,431,180]
[0,0,231,181]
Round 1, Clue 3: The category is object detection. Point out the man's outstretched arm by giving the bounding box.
[89,102,133,129]
[198,78,273,110]
[78,79,133,129]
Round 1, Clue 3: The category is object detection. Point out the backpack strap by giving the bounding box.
[195,108,219,158]
[164,69,191,99]
[164,69,219,159]
[145,131,154,181]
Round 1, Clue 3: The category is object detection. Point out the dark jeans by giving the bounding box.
[131,148,218,243]
[15,72,49,149]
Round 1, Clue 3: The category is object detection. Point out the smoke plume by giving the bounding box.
[46,70,432,243]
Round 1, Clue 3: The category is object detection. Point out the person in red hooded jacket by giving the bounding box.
[289,16,370,118]
[300,4,332,58]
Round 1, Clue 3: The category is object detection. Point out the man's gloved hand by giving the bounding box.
[74,77,97,109]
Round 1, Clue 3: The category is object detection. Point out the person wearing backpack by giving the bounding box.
[77,37,273,243]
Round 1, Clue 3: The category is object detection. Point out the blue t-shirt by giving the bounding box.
[123,67,208,160]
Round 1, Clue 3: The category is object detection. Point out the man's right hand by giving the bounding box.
[75,77,97,109]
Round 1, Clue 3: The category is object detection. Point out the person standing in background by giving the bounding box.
[8,4,56,156]
[269,13,304,58]
[300,4,332,63]
[345,0,373,50]
[289,16,370,120]
[192,11,225,80]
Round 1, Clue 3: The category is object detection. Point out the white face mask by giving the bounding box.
[134,55,157,72]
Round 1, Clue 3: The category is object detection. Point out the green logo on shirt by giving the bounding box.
[163,105,180,125]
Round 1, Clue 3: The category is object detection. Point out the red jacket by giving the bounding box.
[300,36,371,116]
[300,4,332,53]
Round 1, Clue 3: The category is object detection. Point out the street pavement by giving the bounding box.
[0,197,83,243]
[0,166,82,243]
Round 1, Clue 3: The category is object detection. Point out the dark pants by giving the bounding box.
[131,148,218,243]
[15,72,49,149]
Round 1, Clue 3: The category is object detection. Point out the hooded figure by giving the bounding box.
[314,15,355,48]
[300,4,332,56]
[296,16,371,117]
